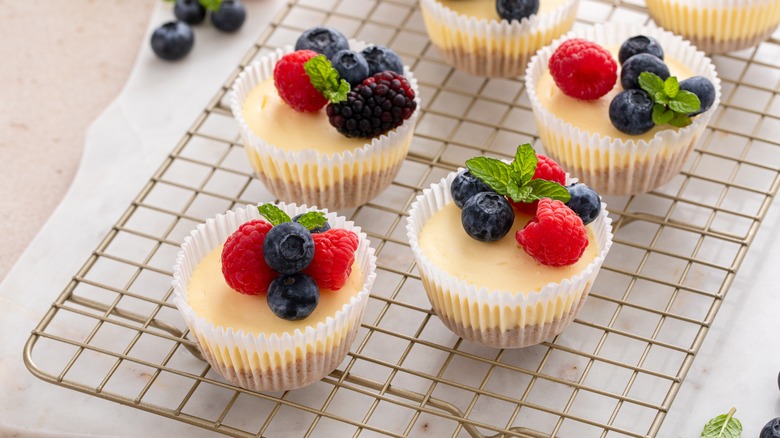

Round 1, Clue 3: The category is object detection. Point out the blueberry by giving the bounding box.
[174,0,206,25]
[778,369,780,391]
[566,183,601,225]
[679,76,716,116]
[461,192,514,242]
[150,21,194,61]
[451,171,493,209]
[296,26,349,59]
[620,53,670,90]
[760,418,780,438]
[262,222,315,274]
[609,89,655,135]
[496,0,540,22]
[267,273,319,321]
[331,50,370,88]
[211,0,246,33]
[361,46,404,76]
[618,35,664,65]
[292,214,331,234]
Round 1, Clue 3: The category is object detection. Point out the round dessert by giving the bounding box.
[230,27,420,211]
[406,144,613,348]
[646,0,780,54]
[526,23,721,196]
[172,203,377,392]
[419,0,579,77]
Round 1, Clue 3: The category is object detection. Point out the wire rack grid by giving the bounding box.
[23,0,780,436]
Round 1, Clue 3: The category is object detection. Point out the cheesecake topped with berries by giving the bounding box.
[436,0,567,21]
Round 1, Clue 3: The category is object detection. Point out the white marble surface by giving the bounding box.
[1,1,779,437]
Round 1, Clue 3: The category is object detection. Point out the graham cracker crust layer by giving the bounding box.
[686,26,779,54]
[436,45,533,77]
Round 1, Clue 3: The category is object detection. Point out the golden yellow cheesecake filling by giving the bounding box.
[646,0,780,41]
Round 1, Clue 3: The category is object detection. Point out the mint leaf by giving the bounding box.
[641,72,702,129]
[668,111,693,127]
[664,76,680,98]
[669,89,701,114]
[526,179,571,203]
[506,182,533,203]
[198,0,222,12]
[295,211,328,231]
[652,103,674,125]
[510,143,538,185]
[257,204,291,226]
[701,407,742,438]
[466,157,513,195]
[639,72,665,97]
[304,55,350,103]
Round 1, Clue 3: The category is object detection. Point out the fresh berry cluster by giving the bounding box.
[451,144,602,267]
[221,204,358,321]
[151,0,246,61]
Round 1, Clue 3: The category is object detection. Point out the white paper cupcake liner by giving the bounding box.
[406,171,614,349]
[172,203,377,392]
[229,41,420,212]
[419,0,579,77]
[525,23,722,196]
[646,0,780,53]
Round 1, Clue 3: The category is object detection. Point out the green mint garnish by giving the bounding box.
[164,0,222,12]
[700,407,742,438]
[257,204,291,226]
[466,143,571,204]
[639,72,701,128]
[295,211,328,231]
[304,55,350,104]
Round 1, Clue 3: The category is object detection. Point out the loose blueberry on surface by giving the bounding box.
[331,50,370,88]
[295,26,349,59]
[461,192,515,242]
[267,273,320,321]
[679,76,716,116]
[496,0,540,22]
[620,53,670,90]
[760,418,780,438]
[566,183,601,225]
[292,214,331,234]
[618,35,664,65]
[361,45,404,76]
[211,0,246,32]
[609,89,655,135]
[262,222,315,274]
[777,369,780,391]
[151,21,195,61]
[174,0,206,25]
[451,171,494,209]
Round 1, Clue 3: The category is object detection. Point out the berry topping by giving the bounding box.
[293,213,331,233]
[211,0,246,33]
[761,418,780,438]
[451,170,494,209]
[267,273,320,321]
[326,71,417,138]
[549,39,617,101]
[304,229,360,290]
[565,183,601,225]
[150,21,194,61]
[174,0,206,25]
[509,153,567,215]
[295,26,349,59]
[361,45,404,76]
[679,76,715,116]
[620,53,670,90]
[516,199,589,267]
[609,89,655,135]
[496,0,540,22]
[331,50,370,88]
[274,50,330,112]
[461,192,515,242]
[262,222,315,275]
[618,35,664,65]
[221,219,278,295]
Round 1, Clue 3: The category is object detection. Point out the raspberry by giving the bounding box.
[510,154,567,215]
[274,50,328,112]
[549,39,617,101]
[515,199,588,267]
[326,71,416,138]
[304,229,359,290]
[221,219,278,295]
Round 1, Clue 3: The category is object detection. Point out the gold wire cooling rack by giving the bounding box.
[23,0,780,436]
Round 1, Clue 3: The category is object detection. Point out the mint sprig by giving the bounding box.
[257,204,327,231]
[304,55,350,103]
[701,407,742,438]
[164,0,223,12]
[295,211,328,230]
[466,144,570,204]
[639,72,701,128]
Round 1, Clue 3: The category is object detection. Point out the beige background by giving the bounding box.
[0,0,155,280]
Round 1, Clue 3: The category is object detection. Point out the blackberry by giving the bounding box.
[326,71,416,138]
